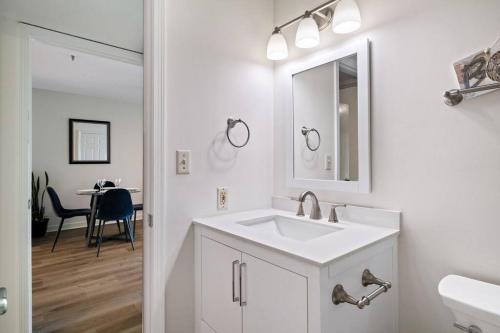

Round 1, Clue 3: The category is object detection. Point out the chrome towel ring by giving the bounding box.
[227,118,250,148]
[301,126,321,151]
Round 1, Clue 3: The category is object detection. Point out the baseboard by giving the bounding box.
[47,212,143,233]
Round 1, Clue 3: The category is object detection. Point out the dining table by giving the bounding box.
[77,187,141,247]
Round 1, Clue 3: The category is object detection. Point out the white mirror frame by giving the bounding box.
[286,39,371,193]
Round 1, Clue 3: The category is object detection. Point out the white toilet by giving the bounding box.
[439,275,500,333]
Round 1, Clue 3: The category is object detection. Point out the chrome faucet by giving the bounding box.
[296,191,322,220]
[328,204,346,223]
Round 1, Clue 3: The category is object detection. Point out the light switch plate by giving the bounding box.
[324,154,332,171]
[176,150,191,174]
[217,187,228,210]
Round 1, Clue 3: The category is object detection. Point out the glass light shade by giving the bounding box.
[295,16,320,49]
[332,0,361,34]
[267,31,288,60]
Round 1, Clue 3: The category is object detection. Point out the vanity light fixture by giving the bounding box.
[266,0,362,60]
[331,0,361,34]
[267,27,288,60]
[295,12,320,49]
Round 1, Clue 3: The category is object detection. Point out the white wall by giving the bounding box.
[293,62,336,180]
[0,0,143,52]
[32,88,143,231]
[274,0,500,332]
[165,0,274,332]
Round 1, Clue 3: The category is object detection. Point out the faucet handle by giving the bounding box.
[328,204,346,223]
[296,202,305,216]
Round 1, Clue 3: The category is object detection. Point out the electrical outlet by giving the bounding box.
[217,187,228,210]
[176,150,191,174]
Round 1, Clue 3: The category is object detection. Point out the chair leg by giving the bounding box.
[94,218,103,247]
[116,220,122,234]
[51,218,65,252]
[97,220,106,257]
[124,218,135,251]
[133,211,137,239]
[123,219,129,241]
[85,215,90,238]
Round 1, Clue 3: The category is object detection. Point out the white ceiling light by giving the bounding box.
[332,0,361,34]
[295,12,320,49]
[266,28,288,60]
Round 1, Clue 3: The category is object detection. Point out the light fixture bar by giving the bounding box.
[277,0,341,31]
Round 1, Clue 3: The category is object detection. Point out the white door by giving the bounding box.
[201,237,242,333]
[242,254,308,333]
[0,19,30,332]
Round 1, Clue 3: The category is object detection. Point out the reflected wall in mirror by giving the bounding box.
[293,54,358,181]
[69,119,110,164]
[287,40,370,192]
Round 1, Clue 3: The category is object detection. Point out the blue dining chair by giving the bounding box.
[90,181,122,235]
[90,181,115,209]
[95,188,135,257]
[47,187,91,252]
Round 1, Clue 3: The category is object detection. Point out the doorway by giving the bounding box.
[0,0,168,330]
[28,27,144,333]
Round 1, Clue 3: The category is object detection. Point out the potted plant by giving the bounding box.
[32,171,50,238]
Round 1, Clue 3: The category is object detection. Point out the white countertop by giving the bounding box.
[193,208,399,266]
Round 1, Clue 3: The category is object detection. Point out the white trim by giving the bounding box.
[46,212,144,233]
[19,26,32,333]
[332,60,340,179]
[143,0,168,331]
[285,39,371,193]
[22,24,143,66]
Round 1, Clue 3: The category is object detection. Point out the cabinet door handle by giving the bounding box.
[239,262,247,307]
[232,260,240,302]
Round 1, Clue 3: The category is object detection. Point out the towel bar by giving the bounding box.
[443,82,500,106]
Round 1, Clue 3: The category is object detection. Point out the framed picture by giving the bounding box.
[69,119,111,164]
[453,38,500,99]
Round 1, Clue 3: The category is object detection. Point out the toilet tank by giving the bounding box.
[439,275,500,333]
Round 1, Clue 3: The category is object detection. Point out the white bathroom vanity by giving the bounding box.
[194,199,400,333]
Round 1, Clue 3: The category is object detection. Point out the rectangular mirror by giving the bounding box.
[287,40,370,192]
[69,118,110,164]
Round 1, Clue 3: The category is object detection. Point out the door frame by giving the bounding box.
[15,0,168,330]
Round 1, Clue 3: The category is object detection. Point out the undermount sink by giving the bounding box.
[238,215,342,242]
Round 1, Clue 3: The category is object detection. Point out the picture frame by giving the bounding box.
[69,118,111,164]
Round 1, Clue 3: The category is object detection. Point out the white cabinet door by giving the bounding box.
[201,237,242,333]
[242,254,308,333]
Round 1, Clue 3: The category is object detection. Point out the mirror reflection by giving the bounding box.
[293,54,358,181]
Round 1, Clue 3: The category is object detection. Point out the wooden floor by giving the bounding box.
[32,221,143,333]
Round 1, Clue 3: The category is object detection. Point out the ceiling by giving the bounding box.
[0,0,143,52]
[32,40,143,104]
